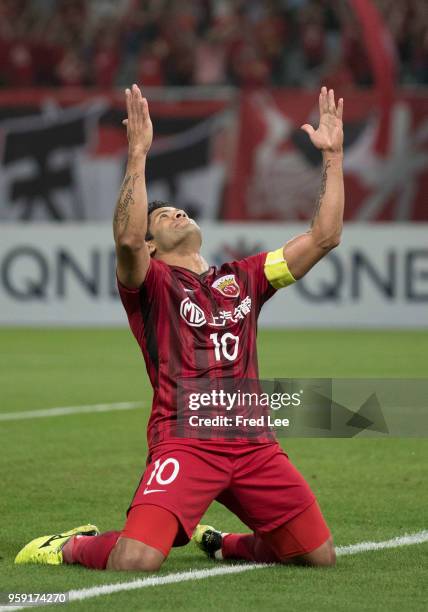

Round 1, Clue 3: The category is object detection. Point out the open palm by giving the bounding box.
[301,87,344,153]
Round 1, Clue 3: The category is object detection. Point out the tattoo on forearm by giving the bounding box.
[311,160,331,227]
[113,174,139,235]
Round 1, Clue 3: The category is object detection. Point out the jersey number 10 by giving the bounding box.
[209,332,239,362]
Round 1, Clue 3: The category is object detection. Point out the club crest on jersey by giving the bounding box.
[212,275,240,298]
[180,297,206,327]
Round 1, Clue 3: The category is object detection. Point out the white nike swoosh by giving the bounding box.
[184,288,193,293]
[143,488,166,495]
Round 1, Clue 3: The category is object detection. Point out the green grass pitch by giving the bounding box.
[0,328,427,611]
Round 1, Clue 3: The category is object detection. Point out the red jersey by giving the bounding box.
[118,249,295,449]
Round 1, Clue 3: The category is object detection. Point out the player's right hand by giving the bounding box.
[122,83,153,155]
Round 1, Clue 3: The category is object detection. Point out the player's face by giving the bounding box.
[148,207,202,253]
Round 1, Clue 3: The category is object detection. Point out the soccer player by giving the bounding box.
[15,84,344,570]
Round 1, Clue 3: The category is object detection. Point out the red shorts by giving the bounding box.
[261,499,331,559]
[127,439,316,547]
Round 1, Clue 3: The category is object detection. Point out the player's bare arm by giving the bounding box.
[283,87,344,280]
[114,84,153,288]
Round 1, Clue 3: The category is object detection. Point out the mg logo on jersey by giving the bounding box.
[212,275,240,298]
[180,297,206,327]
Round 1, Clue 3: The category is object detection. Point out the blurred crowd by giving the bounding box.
[0,0,426,89]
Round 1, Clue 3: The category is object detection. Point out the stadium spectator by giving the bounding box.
[91,18,121,88]
[0,0,426,88]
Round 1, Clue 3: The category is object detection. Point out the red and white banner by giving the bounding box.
[225,90,428,221]
[0,88,427,222]
[0,90,234,222]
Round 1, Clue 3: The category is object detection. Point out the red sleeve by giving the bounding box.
[231,252,276,311]
[117,258,168,343]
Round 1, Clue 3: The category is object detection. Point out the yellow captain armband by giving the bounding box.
[264,247,296,289]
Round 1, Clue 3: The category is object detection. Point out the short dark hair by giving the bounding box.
[145,200,172,240]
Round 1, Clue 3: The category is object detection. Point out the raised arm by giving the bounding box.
[283,87,344,280]
[114,84,153,289]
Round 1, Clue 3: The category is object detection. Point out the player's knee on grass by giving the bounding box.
[108,504,178,571]
[261,500,335,567]
[299,537,336,567]
[107,537,165,572]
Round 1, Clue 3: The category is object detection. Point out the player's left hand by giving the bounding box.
[301,87,343,154]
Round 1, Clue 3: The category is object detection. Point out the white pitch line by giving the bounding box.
[2,530,427,611]
[0,401,145,422]
[336,530,428,556]
[69,564,266,602]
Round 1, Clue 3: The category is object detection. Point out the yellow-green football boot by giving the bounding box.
[15,524,99,565]
[192,524,224,559]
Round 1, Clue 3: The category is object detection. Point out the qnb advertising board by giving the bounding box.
[0,224,427,327]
